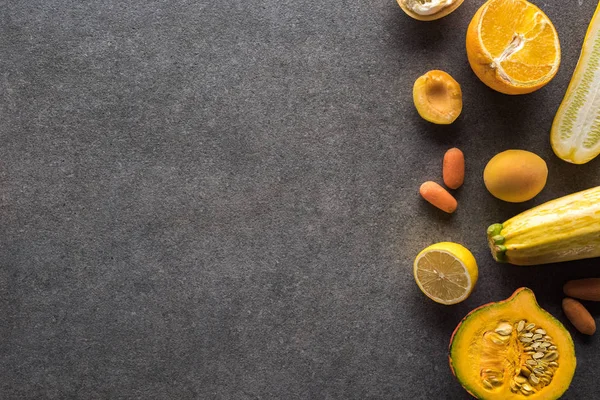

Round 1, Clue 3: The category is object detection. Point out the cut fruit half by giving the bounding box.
[413,70,463,124]
[551,2,600,164]
[413,242,478,305]
[449,288,576,400]
[466,0,561,95]
[397,0,465,21]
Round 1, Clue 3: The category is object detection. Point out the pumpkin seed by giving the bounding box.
[544,336,552,341]
[520,337,533,343]
[516,375,528,383]
[533,368,545,376]
[549,361,559,367]
[526,323,536,331]
[483,379,493,390]
[543,351,558,361]
[522,332,534,338]
[487,332,508,345]
[517,320,526,332]
[526,360,538,366]
[495,322,513,336]
[521,368,531,377]
[524,346,534,352]
[539,342,551,348]
[545,369,554,377]
[549,346,557,350]
[534,328,546,335]
[533,352,544,359]
[529,374,540,385]
[532,333,543,340]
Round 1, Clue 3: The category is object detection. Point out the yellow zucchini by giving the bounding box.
[551,2,600,164]
[487,186,600,265]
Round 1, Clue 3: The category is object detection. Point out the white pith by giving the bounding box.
[404,0,454,15]
[477,7,559,86]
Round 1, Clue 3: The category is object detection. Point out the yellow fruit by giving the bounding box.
[413,70,462,124]
[397,0,464,22]
[413,242,478,305]
[483,149,548,203]
[466,0,560,95]
[551,2,600,164]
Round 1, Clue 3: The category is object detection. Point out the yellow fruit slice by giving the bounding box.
[551,3,600,164]
[413,70,463,124]
[397,0,465,22]
[466,0,560,95]
[413,242,478,305]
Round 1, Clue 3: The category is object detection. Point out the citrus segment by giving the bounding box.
[466,0,560,95]
[413,242,478,305]
[551,2,600,164]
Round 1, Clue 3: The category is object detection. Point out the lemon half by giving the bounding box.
[413,242,478,305]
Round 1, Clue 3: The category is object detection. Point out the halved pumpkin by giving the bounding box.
[449,288,575,399]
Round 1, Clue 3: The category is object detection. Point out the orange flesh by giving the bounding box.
[479,0,557,83]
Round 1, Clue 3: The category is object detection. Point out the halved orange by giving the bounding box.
[466,0,561,95]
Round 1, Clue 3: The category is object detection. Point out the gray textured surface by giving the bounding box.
[2,0,600,398]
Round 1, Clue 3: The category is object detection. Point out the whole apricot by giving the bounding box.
[413,70,462,125]
[483,150,548,203]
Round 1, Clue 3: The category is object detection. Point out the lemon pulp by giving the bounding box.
[413,242,478,305]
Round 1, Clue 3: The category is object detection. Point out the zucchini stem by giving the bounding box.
[487,223,507,262]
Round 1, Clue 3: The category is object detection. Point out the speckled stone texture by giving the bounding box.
[1,0,600,398]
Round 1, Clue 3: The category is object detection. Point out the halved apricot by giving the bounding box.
[413,70,462,125]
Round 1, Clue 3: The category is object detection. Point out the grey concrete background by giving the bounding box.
[1,0,600,398]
